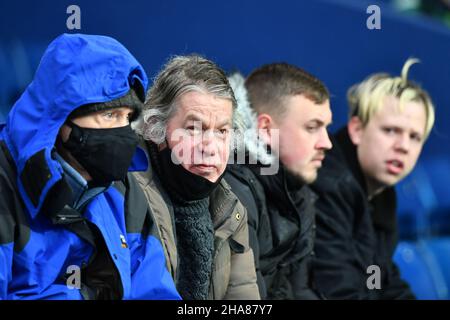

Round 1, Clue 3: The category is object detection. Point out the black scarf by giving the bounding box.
[148,142,215,299]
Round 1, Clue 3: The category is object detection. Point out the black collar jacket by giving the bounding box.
[310,127,415,299]
[226,162,320,299]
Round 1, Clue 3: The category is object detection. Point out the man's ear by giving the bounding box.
[58,124,72,143]
[158,140,168,151]
[257,113,275,146]
[347,116,364,146]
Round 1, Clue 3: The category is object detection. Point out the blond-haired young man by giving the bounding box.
[311,59,435,299]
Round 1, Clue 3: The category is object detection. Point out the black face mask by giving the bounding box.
[155,145,223,201]
[63,121,139,186]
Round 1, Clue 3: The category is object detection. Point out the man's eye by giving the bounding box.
[186,126,201,135]
[306,126,318,133]
[103,112,115,119]
[411,133,422,143]
[213,129,229,140]
[383,127,396,135]
[217,128,229,136]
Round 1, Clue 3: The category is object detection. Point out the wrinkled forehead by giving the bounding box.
[174,91,233,123]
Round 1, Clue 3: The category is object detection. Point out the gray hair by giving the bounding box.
[133,55,237,144]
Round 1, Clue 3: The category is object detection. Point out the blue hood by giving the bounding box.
[0,33,148,219]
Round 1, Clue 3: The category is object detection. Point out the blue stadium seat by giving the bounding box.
[0,43,17,109]
[396,162,435,239]
[423,237,450,295]
[0,39,45,118]
[396,156,450,239]
[394,240,449,299]
[422,158,450,235]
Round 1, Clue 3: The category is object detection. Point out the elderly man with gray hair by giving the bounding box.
[133,55,260,300]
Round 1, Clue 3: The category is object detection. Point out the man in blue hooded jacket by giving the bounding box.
[0,33,180,300]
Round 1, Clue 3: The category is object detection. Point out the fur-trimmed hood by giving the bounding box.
[228,73,275,166]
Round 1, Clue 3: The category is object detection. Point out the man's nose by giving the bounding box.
[317,129,333,150]
[394,134,410,154]
[199,130,218,156]
[118,117,130,127]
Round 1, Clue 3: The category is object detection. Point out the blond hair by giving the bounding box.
[347,58,435,139]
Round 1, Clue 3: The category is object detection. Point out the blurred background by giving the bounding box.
[1,0,449,299]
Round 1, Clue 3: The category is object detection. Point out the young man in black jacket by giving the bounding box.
[226,63,332,299]
[310,59,435,299]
